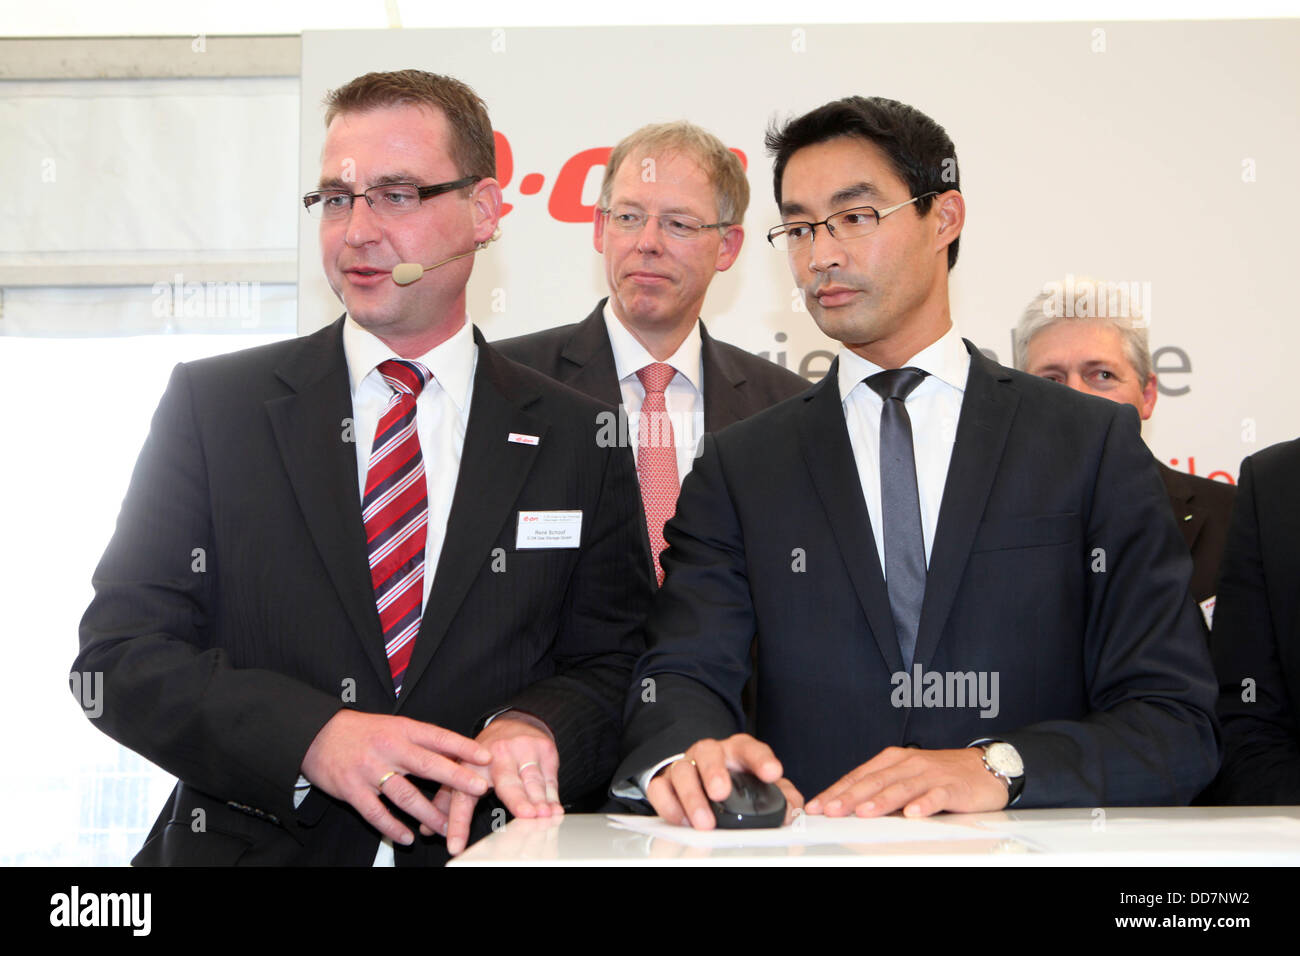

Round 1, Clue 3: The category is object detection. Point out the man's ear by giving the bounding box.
[470,178,503,245]
[593,205,607,254]
[1139,372,1158,421]
[933,189,965,262]
[714,225,745,273]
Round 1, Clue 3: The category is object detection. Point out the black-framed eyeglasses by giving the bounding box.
[600,206,731,241]
[766,192,939,252]
[302,176,482,220]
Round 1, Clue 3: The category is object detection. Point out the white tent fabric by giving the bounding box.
[1,76,298,333]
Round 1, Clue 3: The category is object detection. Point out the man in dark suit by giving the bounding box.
[615,96,1218,827]
[1013,281,1235,628]
[494,121,808,585]
[73,70,652,864]
[1207,438,1300,803]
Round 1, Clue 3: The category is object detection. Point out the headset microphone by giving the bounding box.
[392,227,502,286]
[391,251,471,285]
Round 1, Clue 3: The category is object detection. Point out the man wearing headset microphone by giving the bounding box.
[75,69,653,865]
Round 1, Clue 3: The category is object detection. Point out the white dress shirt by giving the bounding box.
[837,324,970,574]
[603,301,706,483]
[294,315,477,866]
[343,315,477,610]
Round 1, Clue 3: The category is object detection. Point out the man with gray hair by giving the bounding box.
[1014,278,1234,628]
[496,121,807,587]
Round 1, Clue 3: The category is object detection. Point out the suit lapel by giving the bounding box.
[556,301,623,407]
[699,322,749,432]
[1160,463,1204,551]
[266,318,392,692]
[564,304,747,432]
[396,331,548,705]
[796,362,903,672]
[912,343,1019,669]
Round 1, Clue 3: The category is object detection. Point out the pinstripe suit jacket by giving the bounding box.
[76,318,653,865]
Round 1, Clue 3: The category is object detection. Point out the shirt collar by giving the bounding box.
[602,299,703,393]
[342,315,476,414]
[837,322,971,404]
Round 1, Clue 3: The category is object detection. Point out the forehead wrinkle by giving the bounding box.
[779,180,882,219]
[611,188,711,220]
[369,172,423,186]
[316,168,429,191]
[614,201,704,219]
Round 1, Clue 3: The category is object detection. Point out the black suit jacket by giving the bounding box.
[1158,461,1236,609]
[75,319,653,865]
[492,299,811,432]
[494,299,810,731]
[617,342,1219,806]
[1207,438,1300,803]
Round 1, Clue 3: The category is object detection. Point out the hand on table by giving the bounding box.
[300,709,492,847]
[805,746,1009,818]
[432,711,562,855]
[645,733,804,830]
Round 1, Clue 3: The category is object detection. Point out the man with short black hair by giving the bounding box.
[616,96,1218,826]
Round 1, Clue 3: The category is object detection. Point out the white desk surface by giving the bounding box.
[451,806,1300,866]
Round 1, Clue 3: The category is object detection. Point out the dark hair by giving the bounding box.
[765,96,960,269]
[323,69,496,184]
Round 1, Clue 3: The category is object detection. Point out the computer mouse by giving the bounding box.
[711,769,787,829]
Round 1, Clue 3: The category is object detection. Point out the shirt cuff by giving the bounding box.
[482,707,555,740]
[610,752,686,801]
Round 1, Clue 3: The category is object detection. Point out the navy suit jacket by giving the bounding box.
[495,299,810,727]
[617,342,1219,806]
[76,319,653,865]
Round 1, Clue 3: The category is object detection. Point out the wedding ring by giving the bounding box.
[518,761,539,772]
[377,771,398,790]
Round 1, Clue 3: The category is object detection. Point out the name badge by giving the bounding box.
[1199,595,1216,630]
[516,510,583,549]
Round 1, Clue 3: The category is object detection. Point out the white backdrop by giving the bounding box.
[300,21,1300,481]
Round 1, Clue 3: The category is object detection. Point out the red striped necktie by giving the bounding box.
[364,359,432,696]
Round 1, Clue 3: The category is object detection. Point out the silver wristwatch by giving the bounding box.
[976,740,1024,804]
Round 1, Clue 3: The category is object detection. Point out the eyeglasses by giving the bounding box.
[601,207,730,241]
[766,192,939,252]
[302,176,482,220]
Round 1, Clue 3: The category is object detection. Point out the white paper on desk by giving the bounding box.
[606,813,995,848]
[973,816,1300,854]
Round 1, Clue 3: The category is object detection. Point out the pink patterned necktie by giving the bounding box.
[636,363,680,586]
[364,359,431,695]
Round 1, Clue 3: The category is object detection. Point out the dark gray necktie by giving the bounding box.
[866,367,930,670]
